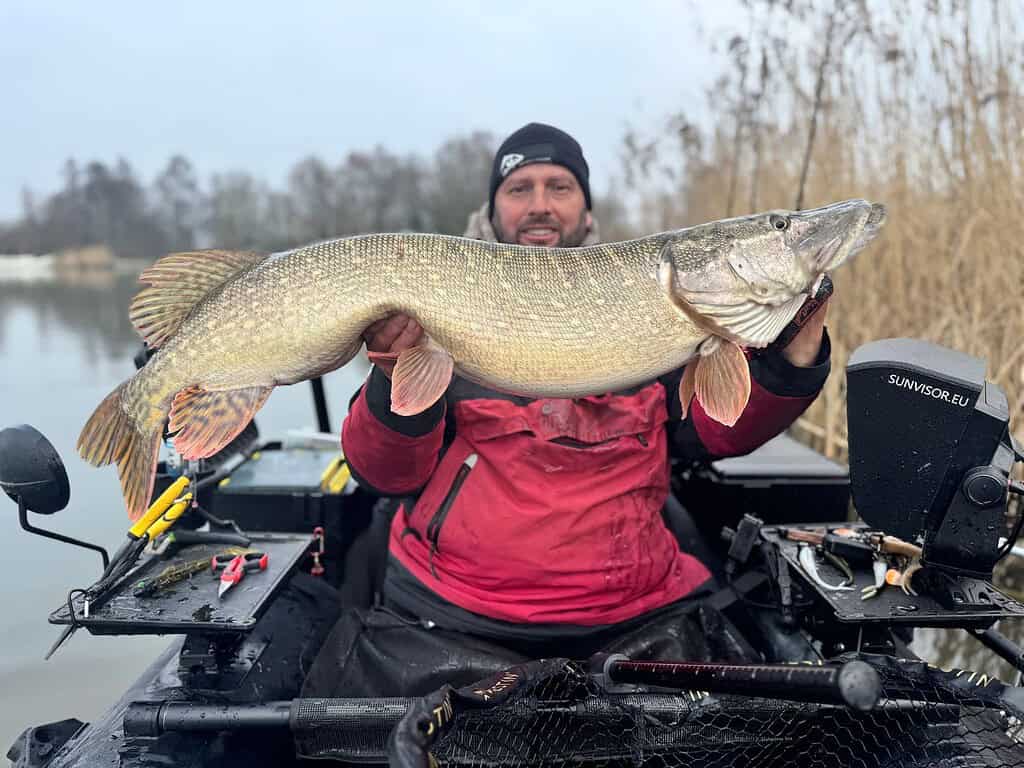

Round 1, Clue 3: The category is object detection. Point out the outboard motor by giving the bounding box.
[846,338,1019,584]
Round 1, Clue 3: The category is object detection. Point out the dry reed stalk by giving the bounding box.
[624,0,1024,463]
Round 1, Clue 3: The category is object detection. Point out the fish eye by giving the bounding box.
[770,214,790,231]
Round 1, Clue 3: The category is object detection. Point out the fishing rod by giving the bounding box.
[599,654,880,711]
[122,657,881,738]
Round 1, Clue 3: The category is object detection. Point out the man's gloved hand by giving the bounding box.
[362,313,424,378]
[781,297,829,368]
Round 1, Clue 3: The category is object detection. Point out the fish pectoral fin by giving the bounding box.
[691,293,808,349]
[129,250,266,349]
[678,360,697,419]
[692,339,751,427]
[390,343,454,416]
[169,385,273,460]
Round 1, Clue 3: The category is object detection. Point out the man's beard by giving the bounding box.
[492,211,590,247]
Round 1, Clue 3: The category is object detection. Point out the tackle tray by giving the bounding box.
[762,523,1024,627]
[48,532,314,635]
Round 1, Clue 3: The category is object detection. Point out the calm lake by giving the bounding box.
[0,263,1020,749]
[0,265,367,747]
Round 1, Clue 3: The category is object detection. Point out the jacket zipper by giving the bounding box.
[426,453,478,579]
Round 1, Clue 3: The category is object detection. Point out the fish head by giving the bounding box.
[664,199,886,346]
[780,198,888,284]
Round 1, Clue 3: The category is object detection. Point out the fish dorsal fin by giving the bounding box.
[129,250,266,348]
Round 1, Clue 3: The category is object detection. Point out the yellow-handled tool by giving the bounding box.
[145,492,192,539]
[128,476,191,537]
[103,476,191,577]
[46,476,193,660]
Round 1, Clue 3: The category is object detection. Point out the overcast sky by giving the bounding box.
[1,1,740,220]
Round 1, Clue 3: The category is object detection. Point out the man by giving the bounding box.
[303,123,830,697]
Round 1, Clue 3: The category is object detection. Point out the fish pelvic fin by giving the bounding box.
[390,343,454,416]
[169,385,273,460]
[686,338,751,427]
[129,250,266,349]
[77,381,165,521]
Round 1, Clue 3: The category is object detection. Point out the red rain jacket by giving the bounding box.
[342,341,829,626]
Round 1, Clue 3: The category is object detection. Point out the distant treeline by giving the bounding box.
[0,132,633,259]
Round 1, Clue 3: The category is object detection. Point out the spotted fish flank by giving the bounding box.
[77,200,886,520]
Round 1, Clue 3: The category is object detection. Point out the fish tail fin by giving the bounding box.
[77,380,165,521]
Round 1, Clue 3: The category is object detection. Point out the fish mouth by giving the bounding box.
[849,202,887,256]
[799,200,887,276]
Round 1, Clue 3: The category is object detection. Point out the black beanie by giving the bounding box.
[488,122,592,216]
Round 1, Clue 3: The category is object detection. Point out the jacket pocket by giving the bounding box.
[424,452,478,578]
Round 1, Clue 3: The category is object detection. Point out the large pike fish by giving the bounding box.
[78,199,886,519]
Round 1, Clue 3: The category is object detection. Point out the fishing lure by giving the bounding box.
[861,557,889,601]
[798,543,854,591]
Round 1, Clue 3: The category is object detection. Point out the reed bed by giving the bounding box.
[622,0,1024,464]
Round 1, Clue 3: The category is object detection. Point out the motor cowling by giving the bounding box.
[846,338,1012,577]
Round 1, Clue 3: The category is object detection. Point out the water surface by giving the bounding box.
[0,268,366,747]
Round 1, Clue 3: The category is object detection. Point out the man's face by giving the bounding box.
[491,163,592,248]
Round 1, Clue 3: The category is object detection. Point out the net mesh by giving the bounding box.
[292,653,1024,766]
[420,654,1024,768]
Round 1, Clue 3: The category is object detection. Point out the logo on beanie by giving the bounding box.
[499,153,525,178]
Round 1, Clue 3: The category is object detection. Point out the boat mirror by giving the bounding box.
[0,424,70,515]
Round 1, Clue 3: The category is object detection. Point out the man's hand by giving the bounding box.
[781,298,829,368]
[363,314,424,378]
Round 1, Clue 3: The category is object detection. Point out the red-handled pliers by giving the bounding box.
[211,551,269,598]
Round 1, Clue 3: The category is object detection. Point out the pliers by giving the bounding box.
[212,551,269,598]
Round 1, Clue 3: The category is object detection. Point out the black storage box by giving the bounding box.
[210,445,350,532]
[673,433,850,545]
[207,444,376,585]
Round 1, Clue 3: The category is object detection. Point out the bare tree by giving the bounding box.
[425,131,495,234]
[206,172,274,250]
[154,155,202,251]
[288,156,339,241]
